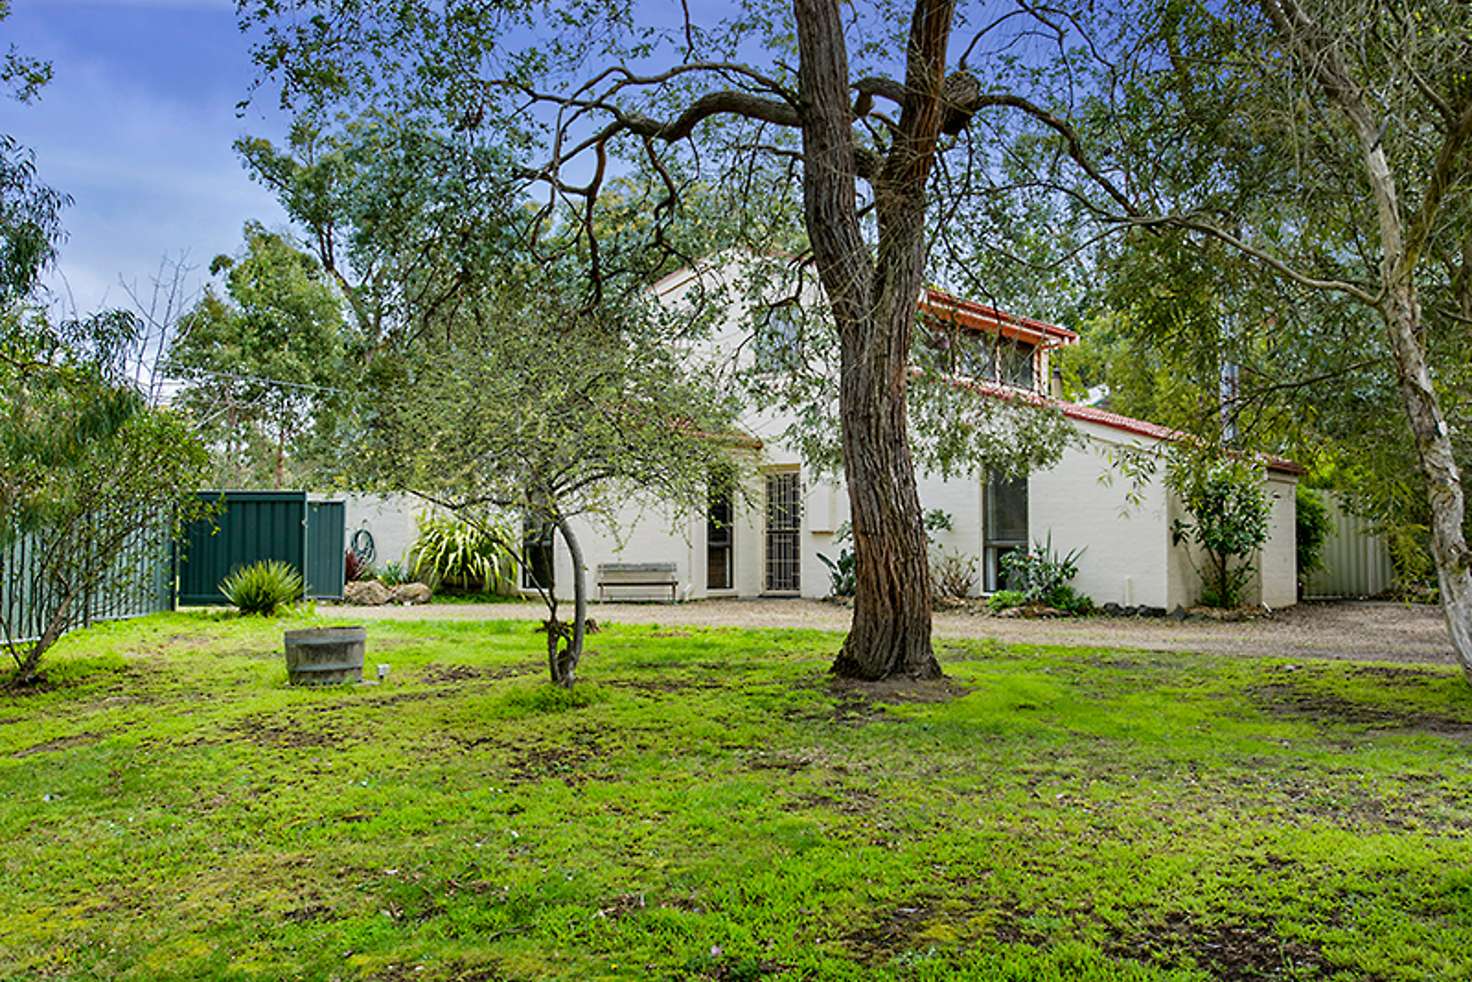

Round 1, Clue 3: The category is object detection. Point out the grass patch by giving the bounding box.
[0,612,1469,979]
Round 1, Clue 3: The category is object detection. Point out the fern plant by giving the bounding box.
[410,513,516,593]
[219,560,303,616]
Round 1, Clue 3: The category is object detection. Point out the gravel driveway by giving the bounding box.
[325,597,1458,666]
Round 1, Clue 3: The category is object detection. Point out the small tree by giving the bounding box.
[1170,458,1273,609]
[0,313,211,683]
[359,273,742,688]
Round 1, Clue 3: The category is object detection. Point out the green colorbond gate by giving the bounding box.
[178,492,345,605]
[305,501,346,601]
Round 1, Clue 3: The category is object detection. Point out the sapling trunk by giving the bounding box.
[554,515,587,689]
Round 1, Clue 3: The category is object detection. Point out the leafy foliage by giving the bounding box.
[1000,534,1086,607]
[1170,458,1272,609]
[356,258,743,686]
[343,549,367,583]
[1,4,65,308]
[375,560,408,588]
[986,589,1027,612]
[165,224,349,489]
[0,312,211,679]
[930,548,979,600]
[1296,486,1334,591]
[410,512,515,594]
[817,522,857,598]
[219,560,303,616]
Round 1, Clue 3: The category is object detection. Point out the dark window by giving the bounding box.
[754,306,803,374]
[952,333,1037,391]
[707,486,734,591]
[984,473,1029,592]
[998,340,1036,389]
[764,471,801,593]
[521,517,555,591]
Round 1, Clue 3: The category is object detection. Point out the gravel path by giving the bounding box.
[324,597,1458,666]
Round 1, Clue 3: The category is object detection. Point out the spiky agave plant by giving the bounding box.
[409,512,516,593]
[219,560,303,616]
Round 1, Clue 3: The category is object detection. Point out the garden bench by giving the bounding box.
[596,562,679,602]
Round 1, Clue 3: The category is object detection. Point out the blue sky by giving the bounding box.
[3,0,289,315]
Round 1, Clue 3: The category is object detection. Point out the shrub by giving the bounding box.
[1295,486,1332,591]
[931,548,978,599]
[818,549,856,597]
[1170,458,1271,608]
[999,533,1085,604]
[410,513,515,593]
[219,560,302,616]
[987,589,1027,611]
[1046,584,1095,616]
[818,522,856,597]
[344,549,371,583]
[377,560,408,587]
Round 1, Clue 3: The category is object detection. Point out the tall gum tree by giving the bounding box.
[243,0,1083,681]
[951,0,1472,681]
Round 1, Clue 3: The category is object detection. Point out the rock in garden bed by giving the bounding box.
[390,582,432,605]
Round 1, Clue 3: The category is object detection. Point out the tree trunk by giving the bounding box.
[1359,133,1472,684]
[794,0,949,679]
[1381,287,1472,684]
[7,583,74,685]
[552,515,586,688]
[1260,0,1472,681]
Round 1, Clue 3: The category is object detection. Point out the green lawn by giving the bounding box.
[2,613,1470,981]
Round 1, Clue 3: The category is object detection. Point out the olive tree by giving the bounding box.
[359,269,744,688]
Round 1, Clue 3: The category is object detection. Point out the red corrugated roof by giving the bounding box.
[920,287,1079,347]
[956,377,1303,475]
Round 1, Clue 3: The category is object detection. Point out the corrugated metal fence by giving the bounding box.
[0,508,175,647]
[1303,492,1397,599]
[178,492,345,605]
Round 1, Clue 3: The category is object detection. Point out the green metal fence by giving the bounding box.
[178,491,345,605]
[1,507,175,647]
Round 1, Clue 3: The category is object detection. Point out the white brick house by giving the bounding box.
[525,262,1300,610]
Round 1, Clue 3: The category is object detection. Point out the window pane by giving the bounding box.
[754,307,802,373]
[999,340,1035,389]
[986,474,1028,544]
[707,489,733,590]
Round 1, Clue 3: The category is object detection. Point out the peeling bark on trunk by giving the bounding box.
[1359,140,1472,685]
[1381,286,1472,684]
[794,0,949,679]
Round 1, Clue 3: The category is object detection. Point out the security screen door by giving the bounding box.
[764,471,801,593]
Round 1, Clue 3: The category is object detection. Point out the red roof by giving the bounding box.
[956,377,1303,475]
[920,287,1079,348]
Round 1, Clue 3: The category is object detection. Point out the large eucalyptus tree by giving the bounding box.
[242,0,1087,680]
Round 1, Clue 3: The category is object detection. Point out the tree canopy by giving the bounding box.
[166,223,349,489]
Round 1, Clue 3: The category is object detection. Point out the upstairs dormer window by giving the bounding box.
[927,324,1038,391]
